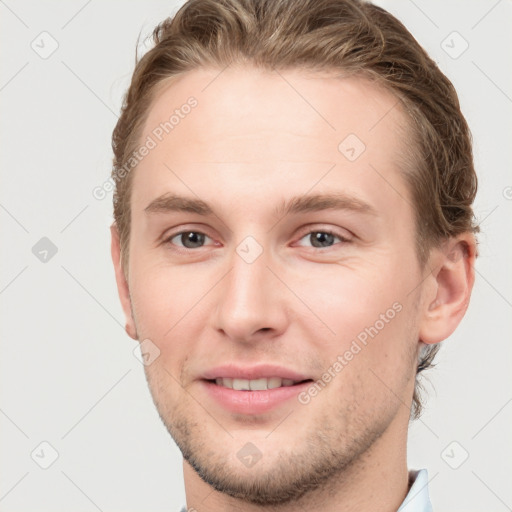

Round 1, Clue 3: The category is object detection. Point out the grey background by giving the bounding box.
[1,1,511,511]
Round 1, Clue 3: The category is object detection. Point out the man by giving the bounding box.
[110,0,478,510]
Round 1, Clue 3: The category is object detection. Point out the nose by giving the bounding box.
[213,241,288,343]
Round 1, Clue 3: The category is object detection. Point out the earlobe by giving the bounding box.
[110,223,138,340]
[419,234,477,345]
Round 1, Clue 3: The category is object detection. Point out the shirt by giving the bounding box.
[179,468,432,511]
[398,469,433,512]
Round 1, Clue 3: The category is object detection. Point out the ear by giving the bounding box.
[419,233,477,344]
[110,223,138,340]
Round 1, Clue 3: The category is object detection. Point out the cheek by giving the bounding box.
[343,298,418,407]
[305,263,418,383]
[301,265,404,343]
[128,257,206,347]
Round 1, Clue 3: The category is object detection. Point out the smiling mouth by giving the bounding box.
[207,377,313,391]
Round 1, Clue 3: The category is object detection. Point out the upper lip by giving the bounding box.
[201,364,312,382]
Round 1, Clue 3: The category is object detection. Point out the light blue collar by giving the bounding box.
[398,469,433,512]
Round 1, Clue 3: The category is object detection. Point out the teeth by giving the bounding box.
[249,378,267,391]
[214,377,301,390]
[267,377,282,389]
[233,378,250,390]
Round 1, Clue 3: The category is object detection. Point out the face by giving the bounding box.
[116,67,432,504]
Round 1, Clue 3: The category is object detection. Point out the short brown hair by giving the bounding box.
[111,0,478,418]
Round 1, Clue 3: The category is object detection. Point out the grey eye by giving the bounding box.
[171,231,208,248]
[297,231,343,248]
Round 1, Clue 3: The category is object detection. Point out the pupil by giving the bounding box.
[183,232,205,248]
[311,232,334,248]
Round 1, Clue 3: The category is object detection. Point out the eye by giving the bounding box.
[296,229,349,249]
[163,228,349,251]
[165,231,214,249]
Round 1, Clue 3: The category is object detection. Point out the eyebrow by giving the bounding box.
[145,194,213,215]
[144,192,378,218]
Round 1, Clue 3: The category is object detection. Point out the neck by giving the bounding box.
[182,413,410,512]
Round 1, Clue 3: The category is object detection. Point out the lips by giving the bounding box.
[199,364,314,414]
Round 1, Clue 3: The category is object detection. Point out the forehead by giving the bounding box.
[132,66,412,220]
[143,66,405,154]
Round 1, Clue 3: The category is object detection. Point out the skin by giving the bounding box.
[111,66,476,512]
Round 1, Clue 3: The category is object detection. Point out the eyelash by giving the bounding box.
[163,227,351,252]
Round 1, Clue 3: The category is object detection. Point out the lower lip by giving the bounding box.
[200,380,312,415]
